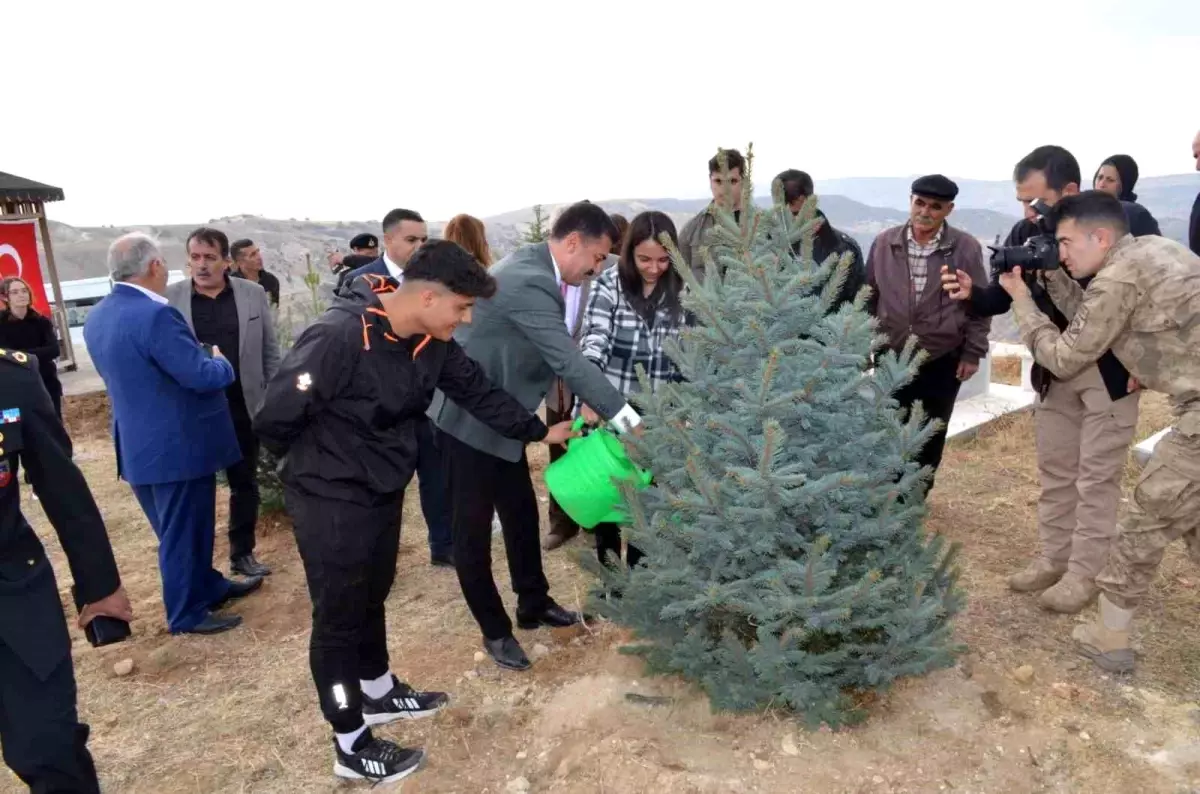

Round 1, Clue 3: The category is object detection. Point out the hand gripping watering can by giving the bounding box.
[543,417,652,530]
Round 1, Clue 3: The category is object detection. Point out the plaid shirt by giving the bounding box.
[905,224,944,295]
[579,268,683,399]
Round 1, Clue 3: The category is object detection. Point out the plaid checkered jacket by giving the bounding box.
[579,268,684,399]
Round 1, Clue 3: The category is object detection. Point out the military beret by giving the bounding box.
[349,233,379,250]
[911,174,959,201]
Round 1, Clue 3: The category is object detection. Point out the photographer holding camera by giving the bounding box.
[995,190,1200,673]
[941,146,1141,615]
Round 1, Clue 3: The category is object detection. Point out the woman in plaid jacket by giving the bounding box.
[578,211,688,571]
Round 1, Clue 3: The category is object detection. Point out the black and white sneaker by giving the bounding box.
[362,676,450,726]
[334,731,424,784]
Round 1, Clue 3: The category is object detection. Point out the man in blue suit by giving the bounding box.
[85,232,263,635]
[336,209,456,567]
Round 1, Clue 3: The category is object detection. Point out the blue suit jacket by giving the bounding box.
[336,257,388,295]
[84,284,242,486]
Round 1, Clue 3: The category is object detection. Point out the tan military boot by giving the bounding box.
[1007,558,1066,592]
[1072,594,1136,673]
[1038,573,1098,613]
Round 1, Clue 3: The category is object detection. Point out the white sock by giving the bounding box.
[360,672,394,700]
[336,725,367,755]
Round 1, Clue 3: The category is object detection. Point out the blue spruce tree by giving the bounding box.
[591,145,965,728]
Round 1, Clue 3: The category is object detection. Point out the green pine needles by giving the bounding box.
[590,144,965,729]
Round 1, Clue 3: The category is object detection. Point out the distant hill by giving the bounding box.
[46,176,1194,346]
[43,194,1022,288]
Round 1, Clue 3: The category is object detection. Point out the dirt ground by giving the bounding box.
[6,366,1198,793]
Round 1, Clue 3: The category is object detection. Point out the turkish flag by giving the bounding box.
[0,220,52,316]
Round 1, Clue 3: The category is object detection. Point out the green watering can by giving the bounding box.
[544,417,652,530]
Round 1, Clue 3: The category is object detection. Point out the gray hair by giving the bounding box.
[106,232,161,282]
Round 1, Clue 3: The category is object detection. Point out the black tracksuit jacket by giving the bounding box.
[254,276,548,504]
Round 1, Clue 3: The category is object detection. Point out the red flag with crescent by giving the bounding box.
[0,220,52,316]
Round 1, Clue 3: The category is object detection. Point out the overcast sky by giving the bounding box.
[6,0,1198,227]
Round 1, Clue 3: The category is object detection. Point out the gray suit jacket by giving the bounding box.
[429,244,627,462]
[165,276,281,416]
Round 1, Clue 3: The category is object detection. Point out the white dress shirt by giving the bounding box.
[548,248,641,432]
[382,252,404,282]
[115,281,168,305]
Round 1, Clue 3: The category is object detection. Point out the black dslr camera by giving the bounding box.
[988,199,1061,274]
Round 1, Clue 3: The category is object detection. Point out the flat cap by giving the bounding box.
[911,174,958,201]
[349,233,379,250]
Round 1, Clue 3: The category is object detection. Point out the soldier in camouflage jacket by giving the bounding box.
[999,191,1200,674]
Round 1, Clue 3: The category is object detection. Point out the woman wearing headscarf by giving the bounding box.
[1092,154,1161,237]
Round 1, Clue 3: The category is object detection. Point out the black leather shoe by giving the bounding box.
[483,636,531,671]
[182,614,243,635]
[231,553,271,577]
[214,575,264,609]
[516,602,585,630]
[430,552,455,568]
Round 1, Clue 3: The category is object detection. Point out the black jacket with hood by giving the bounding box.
[794,211,866,311]
[254,274,547,503]
[1094,154,1160,237]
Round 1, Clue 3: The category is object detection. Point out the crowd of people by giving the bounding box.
[1,130,1198,790]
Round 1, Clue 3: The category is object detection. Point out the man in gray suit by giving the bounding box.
[430,202,641,671]
[543,240,619,551]
[168,228,281,578]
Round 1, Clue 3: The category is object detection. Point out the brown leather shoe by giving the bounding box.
[542,529,577,551]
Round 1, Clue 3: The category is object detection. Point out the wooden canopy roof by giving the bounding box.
[0,172,65,204]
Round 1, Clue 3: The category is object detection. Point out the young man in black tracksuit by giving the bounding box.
[254,241,576,785]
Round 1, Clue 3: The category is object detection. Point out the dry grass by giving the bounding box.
[990,356,1023,387]
[5,391,1198,793]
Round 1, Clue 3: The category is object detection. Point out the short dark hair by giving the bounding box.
[1014,145,1081,192]
[708,148,745,176]
[230,238,255,261]
[382,208,425,234]
[186,227,230,259]
[550,201,619,243]
[609,213,630,253]
[775,169,814,203]
[403,239,496,299]
[1051,190,1129,236]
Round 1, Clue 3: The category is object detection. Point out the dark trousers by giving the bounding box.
[225,417,260,561]
[132,476,231,633]
[544,404,580,538]
[594,522,644,568]
[894,352,962,492]
[442,433,550,640]
[286,488,402,734]
[415,419,453,558]
[0,573,100,794]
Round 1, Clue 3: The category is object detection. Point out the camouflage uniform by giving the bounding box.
[1011,234,1200,670]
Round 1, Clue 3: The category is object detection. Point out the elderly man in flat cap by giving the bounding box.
[865,174,991,493]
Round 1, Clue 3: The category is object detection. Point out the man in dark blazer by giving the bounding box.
[335,208,428,295]
[167,228,281,577]
[337,209,455,566]
[1190,129,1200,257]
[429,201,642,671]
[85,233,262,636]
